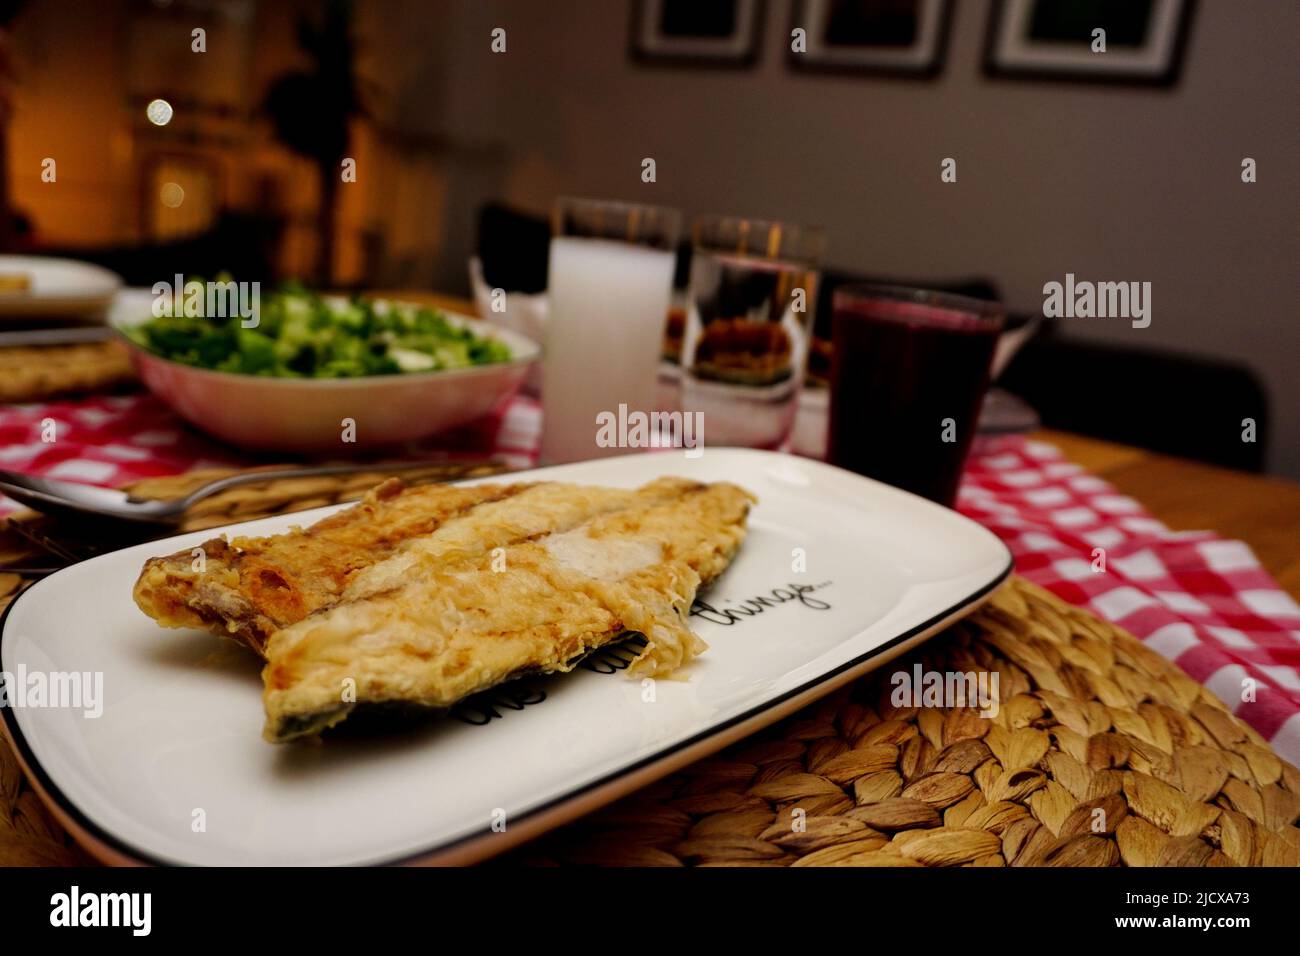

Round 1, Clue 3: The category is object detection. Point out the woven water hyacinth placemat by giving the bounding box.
[506,578,1300,868]
[1,473,1298,866]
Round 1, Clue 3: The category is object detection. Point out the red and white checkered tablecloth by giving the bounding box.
[2,392,1298,763]
[958,439,1300,765]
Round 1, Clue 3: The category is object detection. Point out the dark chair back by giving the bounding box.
[1000,329,1270,472]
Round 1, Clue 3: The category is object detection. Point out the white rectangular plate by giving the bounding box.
[1,449,1011,865]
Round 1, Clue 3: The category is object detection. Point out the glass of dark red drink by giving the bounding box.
[827,285,1004,507]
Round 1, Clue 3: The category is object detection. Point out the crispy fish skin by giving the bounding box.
[132,476,700,654]
[339,476,702,602]
[131,479,533,653]
[262,479,755,742]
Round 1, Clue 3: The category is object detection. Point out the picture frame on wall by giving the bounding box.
[984,0,1196,85]
[629,0,765,68]
[788,0,954,78]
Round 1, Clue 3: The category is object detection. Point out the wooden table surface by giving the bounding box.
[379,291,1300,600]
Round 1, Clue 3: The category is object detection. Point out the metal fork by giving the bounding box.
[0,460,495,526]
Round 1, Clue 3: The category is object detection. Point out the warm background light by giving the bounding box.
[159,182,184,208]
[145,98,173,127]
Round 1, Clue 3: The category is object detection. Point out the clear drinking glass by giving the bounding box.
[828,285,1005,507]
[541,197,681,464]
[679,215,825,451]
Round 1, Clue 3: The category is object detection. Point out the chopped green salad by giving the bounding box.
[124,280,513,378]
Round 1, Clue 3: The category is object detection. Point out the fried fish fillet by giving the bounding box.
[133,477,702,655]
[262,479,754,742]
[132,479,535,654]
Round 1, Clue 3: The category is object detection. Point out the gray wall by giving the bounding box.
[366,0,1300,476]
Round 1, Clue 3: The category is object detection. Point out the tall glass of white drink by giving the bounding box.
[542,198,681,463]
